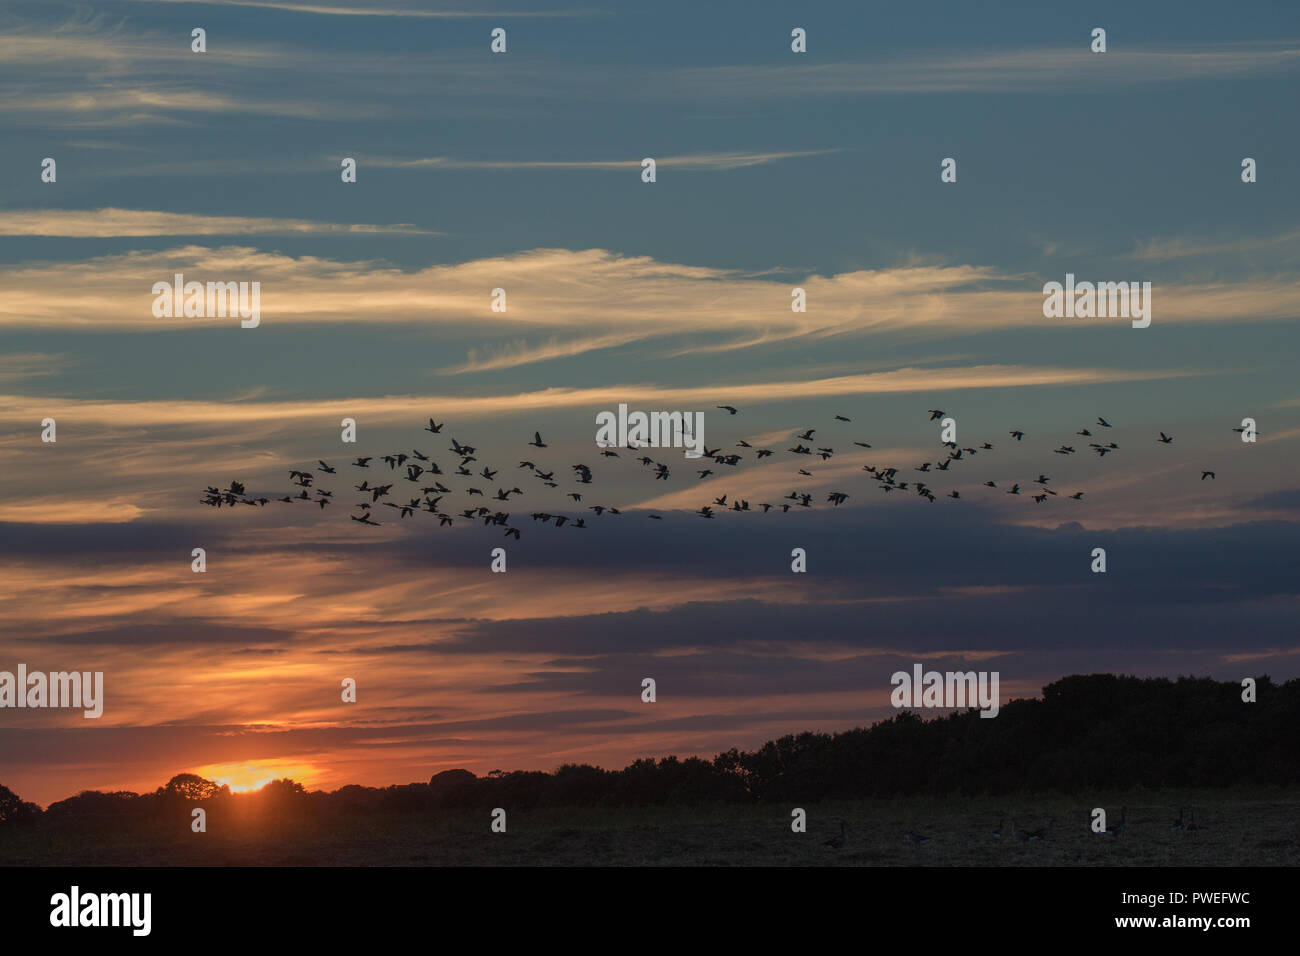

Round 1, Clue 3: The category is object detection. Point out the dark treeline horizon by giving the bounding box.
[3,673,1297,826]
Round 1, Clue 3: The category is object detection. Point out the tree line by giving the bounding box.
[3,674,1296,827]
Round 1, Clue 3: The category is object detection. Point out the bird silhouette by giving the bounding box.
[823,820,846,849]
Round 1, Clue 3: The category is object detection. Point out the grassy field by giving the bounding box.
[3,790,1297,866]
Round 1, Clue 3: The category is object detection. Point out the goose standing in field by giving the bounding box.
[992,817,1005,839]
[1100,807,1127,836]
[1185,808,1200,834]
[907,829,932,846]
[823,820,846,849]
[1012,819,1047,842]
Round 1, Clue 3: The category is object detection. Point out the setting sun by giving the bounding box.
[195,763,318,794]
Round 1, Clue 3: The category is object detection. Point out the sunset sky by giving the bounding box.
[2,0,1299,808]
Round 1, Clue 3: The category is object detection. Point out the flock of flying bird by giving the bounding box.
[199,407,1229,537]
[822,806,1203,849]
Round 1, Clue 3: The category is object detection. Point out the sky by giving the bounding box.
[2,0,1299,808]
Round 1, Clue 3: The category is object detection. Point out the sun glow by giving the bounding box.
[195,762,318,793]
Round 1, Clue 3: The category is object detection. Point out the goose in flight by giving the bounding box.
[1007,483,1021,495]
[1098,417,1112,427]
[1010,430,1024,440]
[928,409,945,420]
[350,513,380,526]
[352,457,371,467]
[529,431,547,448]
[1077,428,1092,436]
[318,460,336,474]
[1069,491,1084,499]
[834,414,851,422]
[425,418,443,433]
[717,405,738,414]
[1158,432,1173,444]
[1201,471,1216,480]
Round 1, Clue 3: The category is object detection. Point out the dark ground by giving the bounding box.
[3,789,1297,866]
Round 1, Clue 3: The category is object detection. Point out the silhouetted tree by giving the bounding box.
[0,784,41,826]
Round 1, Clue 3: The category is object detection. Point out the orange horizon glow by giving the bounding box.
[195,762,320,794]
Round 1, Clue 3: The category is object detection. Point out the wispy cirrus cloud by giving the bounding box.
[116,0,597,17]
[0,365,1204,428]
[0,247,1296,372]
[0,208,433,237]
[374,149,840,171]
[1133,226,1300,261]
[666,43,1300,99]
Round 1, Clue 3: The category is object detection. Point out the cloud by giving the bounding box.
[375,149,839,171]
[666,43,1300,99]
[1133,227,1300,261]
[0,365,1195,429]
[0,208,433,238]
[117,0,595,17]
[1,246,1296,361]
